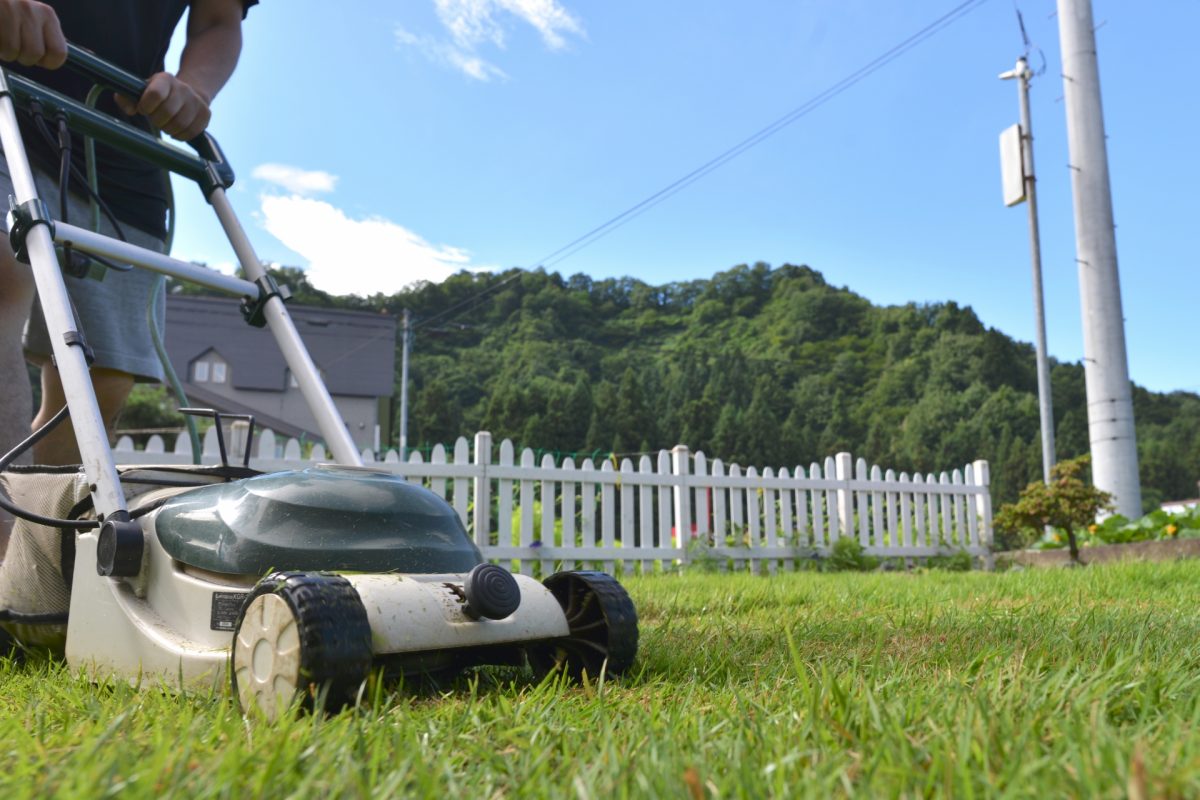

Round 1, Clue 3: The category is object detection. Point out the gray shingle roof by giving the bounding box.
[179,381,314,440]
[164,295,396,397]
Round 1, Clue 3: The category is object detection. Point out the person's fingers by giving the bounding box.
[173,104,211,141]
[0,11,21,62]
[136,73,172,117]
[37,11,66,69]
[15,12,44,66]
[148,86,185,132]
[113,93,137,115]
[114,72,211,138]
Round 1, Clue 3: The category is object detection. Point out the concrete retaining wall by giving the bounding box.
[999,538,1200,568]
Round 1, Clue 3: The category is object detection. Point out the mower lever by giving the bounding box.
[179,408,258,468]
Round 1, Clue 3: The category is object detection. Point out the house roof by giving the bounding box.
[180,381,314,440]
[165,295,396,397]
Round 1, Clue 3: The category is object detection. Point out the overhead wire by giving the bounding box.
[413,270,523,331]
[413,0,992,332]
[1013,1,1047,77]
[533,0,992,271]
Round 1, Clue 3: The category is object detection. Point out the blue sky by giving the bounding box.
[164,0,1198,395]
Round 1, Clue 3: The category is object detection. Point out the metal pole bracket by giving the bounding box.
[6,195,55,264]
[239,273,291,328]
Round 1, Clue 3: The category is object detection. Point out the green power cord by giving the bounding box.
[83,86,201,463]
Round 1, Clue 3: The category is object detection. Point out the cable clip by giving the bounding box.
[240,273,291,328]
[62,330,95,366]
[6,196,55,264]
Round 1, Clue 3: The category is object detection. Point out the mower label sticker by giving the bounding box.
[211,591,249,631]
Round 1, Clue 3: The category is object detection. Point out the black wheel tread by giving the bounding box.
[233,571,373,714]
[531,570,638,679]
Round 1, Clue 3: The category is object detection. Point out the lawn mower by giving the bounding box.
[0,46,637,720]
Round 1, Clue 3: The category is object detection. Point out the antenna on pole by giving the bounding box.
[999,57,1056,485]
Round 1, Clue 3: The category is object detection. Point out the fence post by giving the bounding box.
[452,438,471,524]
[257,429,277,461]
[672,445,691,564]
[972,459,994,570]
[474,431,492,551]
[835,452,854,537]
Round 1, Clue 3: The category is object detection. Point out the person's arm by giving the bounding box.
[114,0,245,141]
[0,0,67,68]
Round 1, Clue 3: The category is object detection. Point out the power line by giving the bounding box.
[533,0,991,270]
[415,0,991,332]
[413,270,523,330]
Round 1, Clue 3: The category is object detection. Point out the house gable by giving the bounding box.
[164,295,396,397]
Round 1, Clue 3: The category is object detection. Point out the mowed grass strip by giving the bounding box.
[2,561,1200,798]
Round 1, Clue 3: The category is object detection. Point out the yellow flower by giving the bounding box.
[1087,524,1097,534]
[1166,524,1178,537]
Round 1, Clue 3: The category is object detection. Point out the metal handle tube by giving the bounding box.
[5,73,210,183]
[0,72,127,517]
[64,43,146,98]
[53,220,257,296]
[60,44,228,168]
[208,188,363,466]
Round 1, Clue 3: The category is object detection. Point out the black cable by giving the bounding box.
[55,115,70,227]
[0,610,69,625]
[53,113,82,275]
[0,405,99,530]
[26,101,128,245]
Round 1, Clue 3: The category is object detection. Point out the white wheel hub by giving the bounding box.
[233,593,302,720]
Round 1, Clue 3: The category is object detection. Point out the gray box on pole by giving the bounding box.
[999,123,1026,207]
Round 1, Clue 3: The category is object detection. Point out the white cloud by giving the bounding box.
[436,0,583,50]
[251,163,339,195]
[258,194,472,296]
[394,25,507,82]
[395,0,582,81]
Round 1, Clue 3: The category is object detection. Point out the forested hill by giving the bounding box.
[260,261,1200,509]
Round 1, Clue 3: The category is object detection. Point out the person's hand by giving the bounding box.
[0,0,67,68]
[114,72,212,141]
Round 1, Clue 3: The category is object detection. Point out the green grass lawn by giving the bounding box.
[2,561,1200,798]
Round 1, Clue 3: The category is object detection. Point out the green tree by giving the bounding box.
[235,259,1199,514]
[994,455,1114,561]
[411,376,463,446]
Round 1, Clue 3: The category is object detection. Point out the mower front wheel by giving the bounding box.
[231,572,373,720]
[527,570,638,681]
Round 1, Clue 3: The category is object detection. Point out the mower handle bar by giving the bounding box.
[62,43,228,171]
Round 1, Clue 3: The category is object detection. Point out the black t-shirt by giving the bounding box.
[9,0,256,238]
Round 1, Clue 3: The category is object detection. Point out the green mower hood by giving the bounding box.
[153,465,484,575]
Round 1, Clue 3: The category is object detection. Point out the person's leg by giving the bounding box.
[0,243,35,560]
[31,365,134,466]
[0,244,35,463]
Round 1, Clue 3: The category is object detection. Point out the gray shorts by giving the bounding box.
[2,159,167,382]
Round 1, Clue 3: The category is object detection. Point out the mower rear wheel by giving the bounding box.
[231,572,373,720]
[527,571,638,681]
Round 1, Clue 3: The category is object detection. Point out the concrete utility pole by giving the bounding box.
[1000,56,1056,485]
[1056,0,1141,518]
[399,308,411,462]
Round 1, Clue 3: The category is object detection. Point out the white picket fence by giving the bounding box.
[115,428,994,573]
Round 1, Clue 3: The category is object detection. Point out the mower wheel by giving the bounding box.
[527,571,638,681]
[231,572,373,720]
